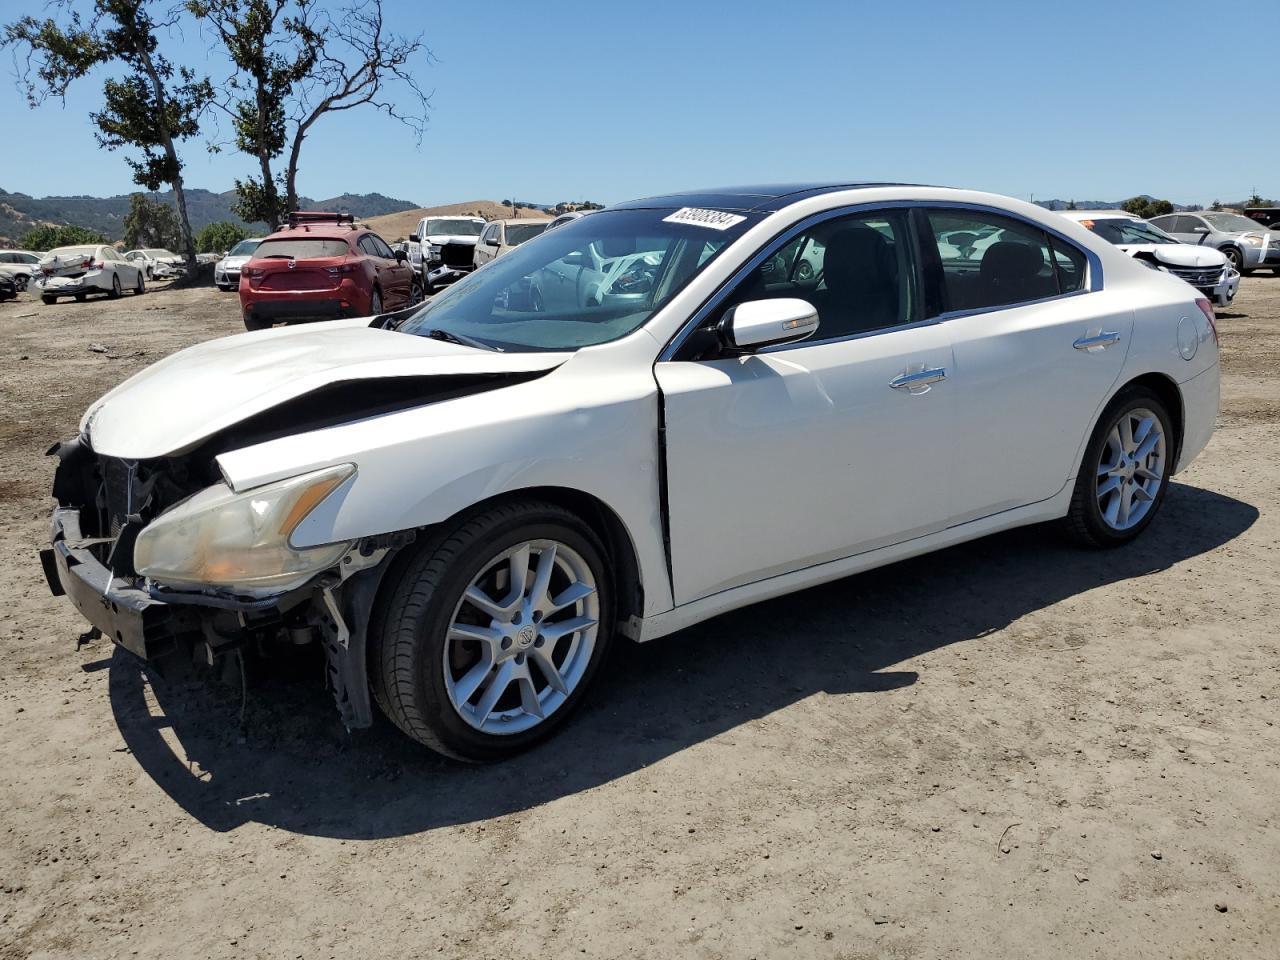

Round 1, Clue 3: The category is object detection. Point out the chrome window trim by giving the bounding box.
[657,199,1104,363]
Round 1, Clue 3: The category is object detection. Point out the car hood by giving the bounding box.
[219,255,252,270]
[82,318,570,459]
[1116,243,1227,268]
[426,234,481,245]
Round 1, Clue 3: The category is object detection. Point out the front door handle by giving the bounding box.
[1073,331,1121,352]
[889,366,947,393]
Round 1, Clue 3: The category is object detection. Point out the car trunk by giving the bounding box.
[248,256,348,292]
[41,252,97,279]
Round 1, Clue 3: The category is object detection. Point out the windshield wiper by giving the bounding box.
[423,328,501,352]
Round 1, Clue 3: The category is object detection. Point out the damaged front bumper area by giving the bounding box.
[39,438,406,729]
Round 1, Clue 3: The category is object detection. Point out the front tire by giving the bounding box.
[1062,386,1173,547]
[371,500,614,762]
[41,295,56,305]
[14,273,28,292]
[134,272,145,295]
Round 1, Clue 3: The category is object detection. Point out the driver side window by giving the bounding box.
[720,209,917,343]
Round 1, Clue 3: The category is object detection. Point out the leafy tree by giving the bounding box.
[191,0,430,215]
[123,192,181,249]
[22,223,108,250]
[3,1,213,267]
[1066,199,1077,211]
[1121,196,1174,219]
[195,220,250,253]
[1210,200,1223,212]
[1244,193,1275,207]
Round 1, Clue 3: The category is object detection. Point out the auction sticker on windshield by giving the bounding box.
[662,207,748,231]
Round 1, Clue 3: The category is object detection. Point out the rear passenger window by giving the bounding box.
[1049,237,1087,293]
[925,211,1067,311]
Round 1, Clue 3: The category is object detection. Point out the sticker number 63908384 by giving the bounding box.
[662,207,747,231]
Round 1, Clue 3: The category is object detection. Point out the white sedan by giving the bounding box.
[33,245,145,304]
[43,184,1219,761]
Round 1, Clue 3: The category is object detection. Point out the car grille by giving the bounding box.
[1167,265,1222,286]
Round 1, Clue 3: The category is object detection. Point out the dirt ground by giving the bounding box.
[0,275,1277,960]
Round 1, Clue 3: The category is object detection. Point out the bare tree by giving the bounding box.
[192,0,430,220]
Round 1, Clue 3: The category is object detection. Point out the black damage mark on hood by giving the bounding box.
[193,370,552,460]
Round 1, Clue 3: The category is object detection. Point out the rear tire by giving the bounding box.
[370,500,614,762]
[108,274,122,299]
[369,287,383,316]
[74,293,87,302]
[14,274,28,292]
[244,316,272,331]
[41,295,56,305]
[134,272,145,295]
[1062,385,1174,547]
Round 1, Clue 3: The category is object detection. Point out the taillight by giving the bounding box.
[326,261,359,275]
[1195,297,1218,347]
[245,267,262,279]
[84,258,98,270]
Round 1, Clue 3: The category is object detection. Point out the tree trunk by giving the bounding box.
[254,86,280,225]
[136,36,198,268]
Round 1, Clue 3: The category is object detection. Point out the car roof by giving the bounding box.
[495,218,549,226]
[1057,209,1141,222]
[611,182,920,213]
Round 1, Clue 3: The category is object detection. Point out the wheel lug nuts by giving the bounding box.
[515,652,525,665]
[534,635,544,648]
[511,611,522,625]
[501,637,512,650]
[532,610,543,623]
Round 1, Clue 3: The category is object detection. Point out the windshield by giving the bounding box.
[1082,218,1177,246]
[426,219,483,237]
[253,238,350,259]
[228,239,260,257]
[1202,213,1259,233]
[46,246,98,258]
[144,249,176,257]
[505,223,547,246]
[397,208,755,352]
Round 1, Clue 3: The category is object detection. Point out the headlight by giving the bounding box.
[134,464,355,593]
[1241,234,1265,247]
[428,244,442,256]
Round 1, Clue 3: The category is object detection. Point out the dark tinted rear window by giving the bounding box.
[255,238,350,259]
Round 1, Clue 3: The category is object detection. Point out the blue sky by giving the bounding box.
[2,0,1277,207]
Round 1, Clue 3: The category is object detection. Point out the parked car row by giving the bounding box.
[30,245,147,303]
[1058,210,1239,307]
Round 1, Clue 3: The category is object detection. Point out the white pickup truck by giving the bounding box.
[408,215,486,292]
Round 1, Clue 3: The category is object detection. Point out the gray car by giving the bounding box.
[1148,211,1280,275]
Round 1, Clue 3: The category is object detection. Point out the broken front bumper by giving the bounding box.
[41,507,189,660]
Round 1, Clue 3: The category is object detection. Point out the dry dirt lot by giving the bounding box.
[0,277,1277,960]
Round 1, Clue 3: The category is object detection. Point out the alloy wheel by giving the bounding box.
[1096,406,1166,531]
[442,539,599,735]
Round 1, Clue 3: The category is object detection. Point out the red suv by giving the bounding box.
[239,212,416,330]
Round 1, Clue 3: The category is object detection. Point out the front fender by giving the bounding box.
[215,362,675,616]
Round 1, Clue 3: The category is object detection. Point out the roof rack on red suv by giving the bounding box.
[284,210,358,230]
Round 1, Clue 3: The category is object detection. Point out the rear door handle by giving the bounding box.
[889,367,947,393]
[1073,331,1121,351]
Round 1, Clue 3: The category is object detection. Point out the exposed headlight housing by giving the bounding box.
[1241,234,1265,247]
[428,243,442,257]
[134,464,355,594]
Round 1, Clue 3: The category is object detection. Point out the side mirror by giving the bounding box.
[485,237,500,247]
[719,298,819,351]
[394,249,408,262]
[409,233,420,243]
